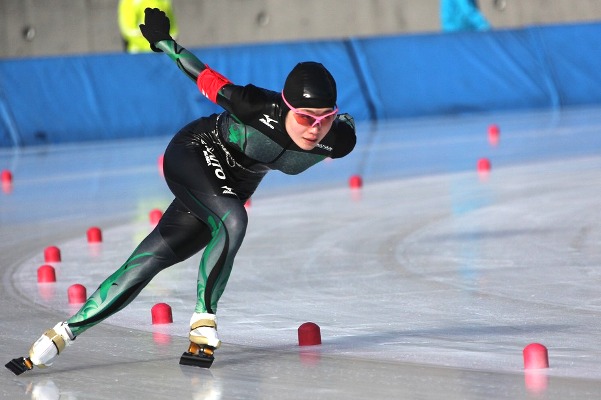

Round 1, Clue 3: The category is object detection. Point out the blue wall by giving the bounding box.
[1,22,600,147]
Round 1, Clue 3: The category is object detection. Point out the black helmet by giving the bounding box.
[282,62,337,109]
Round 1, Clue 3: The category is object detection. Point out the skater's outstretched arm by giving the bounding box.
[139,7,233,106]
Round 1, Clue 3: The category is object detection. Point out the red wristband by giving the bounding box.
[197,65,232,103]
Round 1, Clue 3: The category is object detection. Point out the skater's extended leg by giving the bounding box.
[167,181,248,351]
[67,199,211,336]
[14,199,211,373]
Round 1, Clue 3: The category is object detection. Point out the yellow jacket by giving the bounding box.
[118,0,179,53]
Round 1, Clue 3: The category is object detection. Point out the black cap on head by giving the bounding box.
[283,62,337,109]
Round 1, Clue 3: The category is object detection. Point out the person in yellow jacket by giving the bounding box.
[118,0,178,53]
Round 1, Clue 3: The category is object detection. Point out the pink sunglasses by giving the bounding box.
[281,92,338,127]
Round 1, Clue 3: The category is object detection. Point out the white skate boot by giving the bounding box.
[179,313,220,368]
[5,321,75,375]
[189,312,221,348]
[29,322,75,368]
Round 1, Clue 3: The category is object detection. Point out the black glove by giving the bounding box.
[139,8,172,52]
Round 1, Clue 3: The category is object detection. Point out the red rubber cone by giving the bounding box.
[149,209,163,225]
[349,175,363,189]
[523,343,549,369]
[67,284,87,304]
[488,124,500,146]
[37,265,56,283]
[44,246,61,263]
[151,303,173,324]
[477,158,491,173]
[158,154,164,177]
[87,227,102,243]
[298,322,321,346]
[0,169,13,183]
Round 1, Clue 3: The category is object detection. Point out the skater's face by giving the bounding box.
[285,106,336,150]
[281,88,337,151]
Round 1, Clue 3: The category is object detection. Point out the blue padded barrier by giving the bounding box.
[0,22,600,147]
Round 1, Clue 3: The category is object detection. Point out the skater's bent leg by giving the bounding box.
[195,198,248,314]
[166,181,248,349]
[187,203,247,350]
[187,200,246,349]
[166,181,248,315]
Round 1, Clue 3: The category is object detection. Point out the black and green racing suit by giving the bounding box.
[67,38,356,336]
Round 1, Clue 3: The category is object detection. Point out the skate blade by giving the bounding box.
[5,357,33,376]
[179,351,214,368]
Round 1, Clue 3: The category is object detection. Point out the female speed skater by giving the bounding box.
[6,7,356,375]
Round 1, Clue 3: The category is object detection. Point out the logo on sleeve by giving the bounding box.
[259,114,278,129]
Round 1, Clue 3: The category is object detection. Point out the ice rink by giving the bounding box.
[2,106,601,399]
